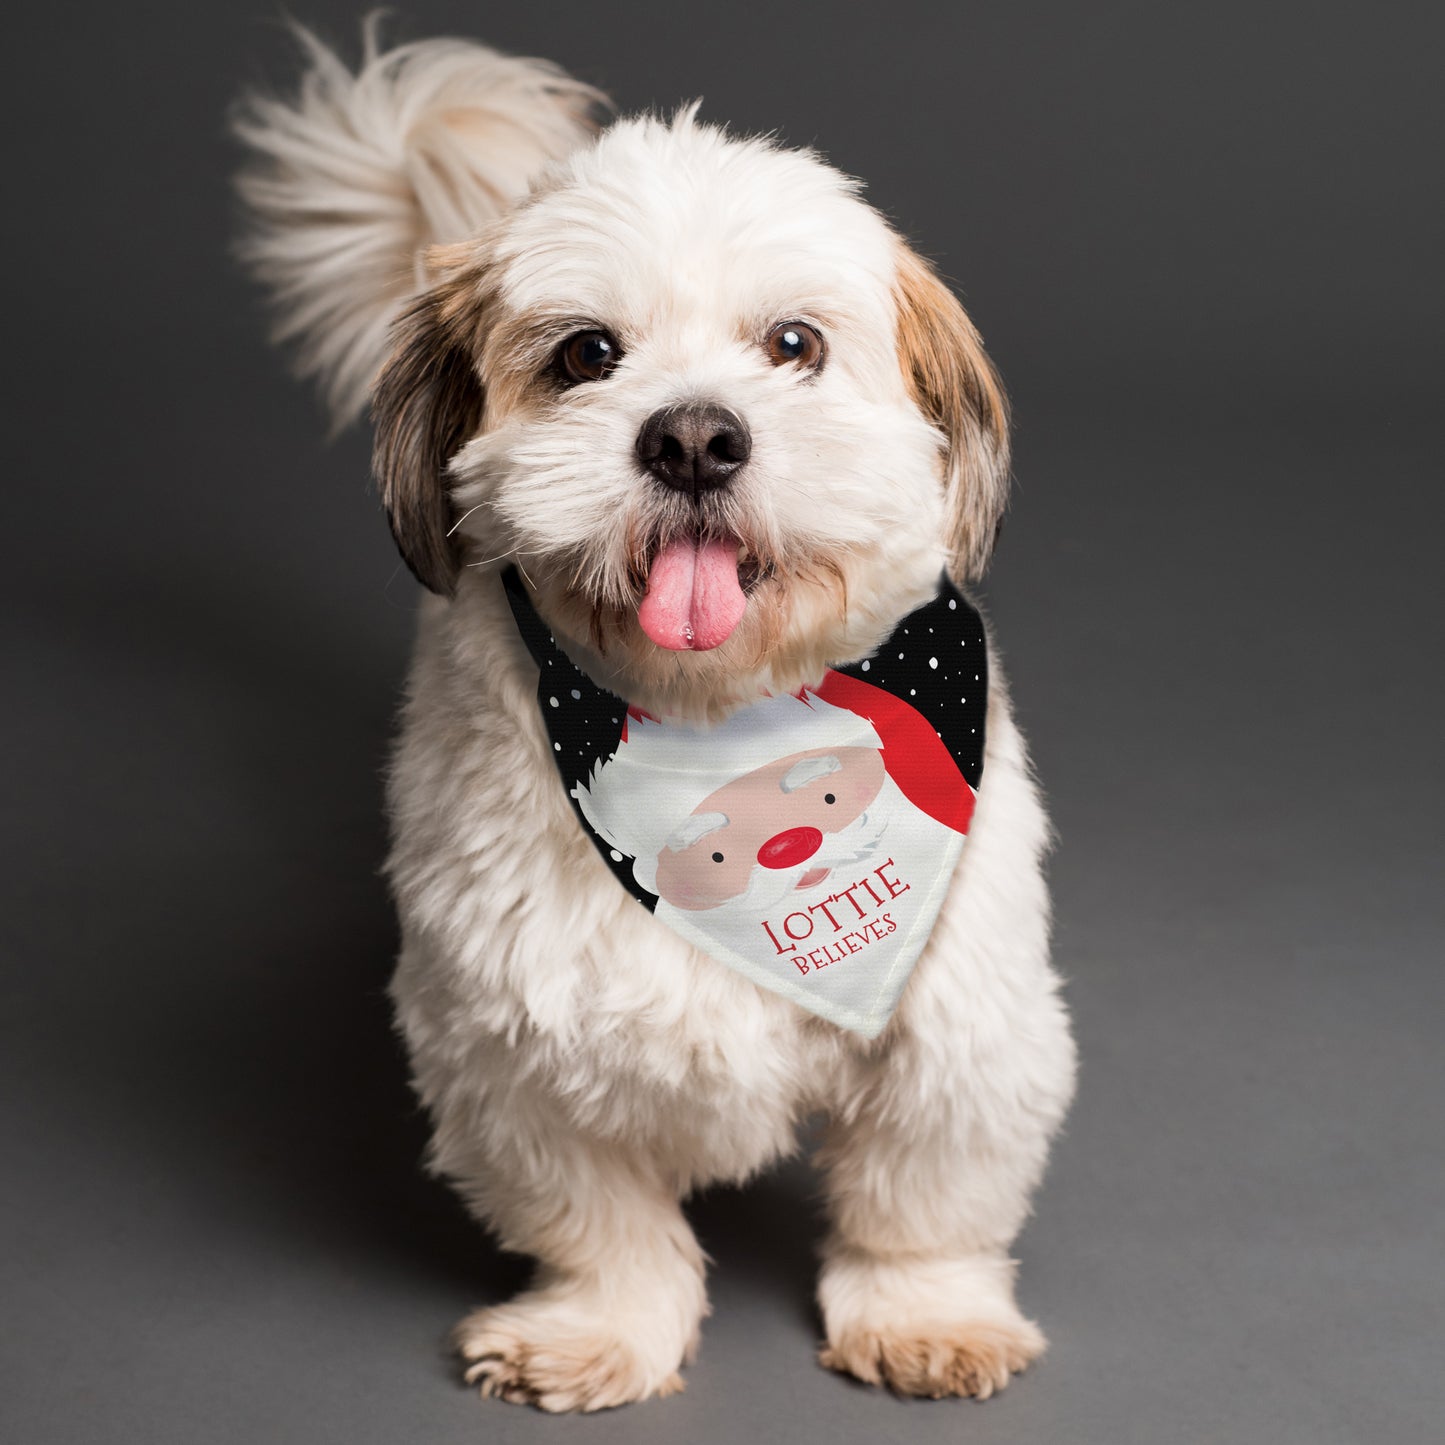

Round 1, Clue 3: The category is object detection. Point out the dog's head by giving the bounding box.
[372,109,1008,714]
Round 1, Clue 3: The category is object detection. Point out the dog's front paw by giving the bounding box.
[455,1293,689,1412]
[819,1316,1044,1399]
[817,1247,1045,1400]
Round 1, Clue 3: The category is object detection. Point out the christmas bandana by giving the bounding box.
[502,568,987,1038]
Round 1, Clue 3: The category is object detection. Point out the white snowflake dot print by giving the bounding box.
[928,657,938,669]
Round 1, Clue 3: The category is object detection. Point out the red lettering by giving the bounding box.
[762,918,796,955]
[874,858,910,899]
[809,896,843,930]
[832,882,869,919]
[783,911,814,941]
[793,956,811,975]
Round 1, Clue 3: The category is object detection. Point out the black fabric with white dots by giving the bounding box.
[840,580,988,790]
[500,567,988,911]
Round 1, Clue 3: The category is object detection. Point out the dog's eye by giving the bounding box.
[765,321,824,372]
[557,329,622,384]
[824,793,836,805]
[711,851,725,863]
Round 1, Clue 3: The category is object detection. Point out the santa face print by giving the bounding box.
[654,747,887,913]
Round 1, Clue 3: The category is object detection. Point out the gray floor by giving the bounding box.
[4,1,1443,1441]
[5,392,1441,1444]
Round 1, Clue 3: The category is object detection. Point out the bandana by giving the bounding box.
[503,568,987,1038]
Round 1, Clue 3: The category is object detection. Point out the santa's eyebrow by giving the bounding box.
[666,811,730,852]
[780,755,843,793]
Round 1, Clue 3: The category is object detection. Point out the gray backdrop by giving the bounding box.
[3,2,1441,1442]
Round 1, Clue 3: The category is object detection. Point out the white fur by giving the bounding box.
[236,27,1076,1411]
[453,108,950,672]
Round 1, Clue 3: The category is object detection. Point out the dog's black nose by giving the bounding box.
[636,404,751,496]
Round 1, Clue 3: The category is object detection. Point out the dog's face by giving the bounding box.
[373,111,1008,715]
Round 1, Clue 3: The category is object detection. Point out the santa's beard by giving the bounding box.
[654,774,953,949]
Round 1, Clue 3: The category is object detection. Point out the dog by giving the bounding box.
[234,23,1076,1411]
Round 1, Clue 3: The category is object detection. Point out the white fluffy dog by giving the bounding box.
[235,24,1076,1411]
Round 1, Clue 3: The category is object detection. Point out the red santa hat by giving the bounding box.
[813,671,976,835]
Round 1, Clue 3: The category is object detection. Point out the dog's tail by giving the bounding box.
[233,20,605,427]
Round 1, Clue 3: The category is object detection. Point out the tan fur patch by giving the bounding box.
[892,244,1011,582]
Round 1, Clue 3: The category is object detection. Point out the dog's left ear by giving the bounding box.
[371,246,489,597]
[893,244,1011,583]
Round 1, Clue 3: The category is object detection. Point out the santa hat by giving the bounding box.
[574,690,882,894]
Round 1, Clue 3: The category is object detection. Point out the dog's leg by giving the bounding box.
[450,1125,707,1412]
[814,965,1073,1398]
[811,689,1075,1399]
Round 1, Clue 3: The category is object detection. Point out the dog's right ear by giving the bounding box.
[371,248,489,597]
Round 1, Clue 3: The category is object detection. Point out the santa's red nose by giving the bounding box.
[756,826,823,870]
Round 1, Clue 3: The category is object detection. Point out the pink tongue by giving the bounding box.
[638,536,747,651]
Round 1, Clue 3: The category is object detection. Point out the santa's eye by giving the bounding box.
[557,329,622,384]
[765,320,825,372]
[824,793,836,805]
[712,851,725,863]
